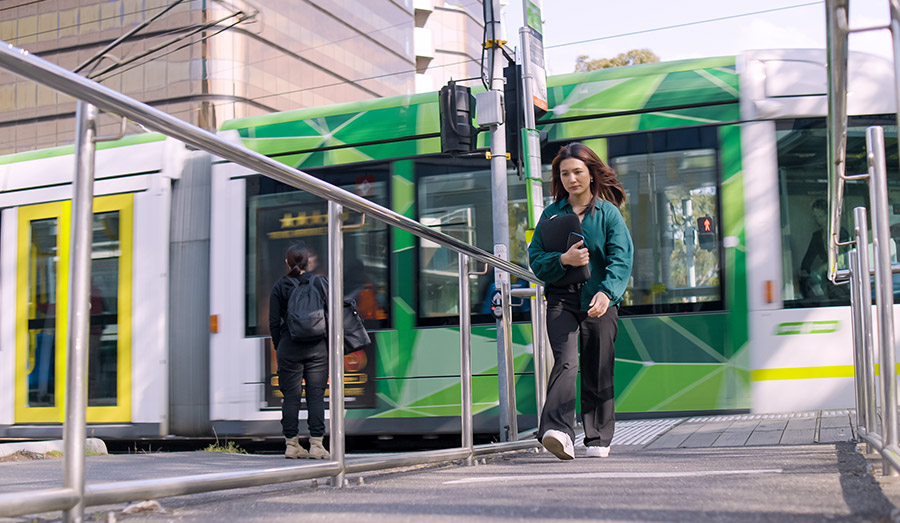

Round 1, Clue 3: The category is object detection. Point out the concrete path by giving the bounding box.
[3,409,895,523]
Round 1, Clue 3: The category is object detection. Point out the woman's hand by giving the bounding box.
[560,240,589,267]
[588,291,610,318]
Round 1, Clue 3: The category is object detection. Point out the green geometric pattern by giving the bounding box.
[543,57,738,140]
[217,54,750,421]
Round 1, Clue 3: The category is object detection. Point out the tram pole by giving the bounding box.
[519,0,549,424]
[63,101,98,523]
[486,0,516,442]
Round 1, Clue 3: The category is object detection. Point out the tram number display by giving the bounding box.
[264,339,376,409]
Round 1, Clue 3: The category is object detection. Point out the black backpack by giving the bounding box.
[286,276,327,342]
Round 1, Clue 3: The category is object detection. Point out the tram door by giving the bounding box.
[15,195,133,423]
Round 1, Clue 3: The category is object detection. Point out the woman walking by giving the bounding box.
[528,142,633,460]
[269,243,331,459]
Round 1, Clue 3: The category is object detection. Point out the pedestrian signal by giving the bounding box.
[697,215,716,251]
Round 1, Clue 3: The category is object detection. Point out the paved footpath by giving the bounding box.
[3,410,900,522]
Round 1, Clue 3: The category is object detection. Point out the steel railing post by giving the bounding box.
[890,0,900,169]
[855,207,878,451]
[458,253,474,465]
[850,248,866,438]
[865,126,899,476]
[62,101,99,523]
[532,284,546,420]
[327,201,346,487]
[500,277,518,440]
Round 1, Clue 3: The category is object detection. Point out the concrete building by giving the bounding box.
[0,0,485,154]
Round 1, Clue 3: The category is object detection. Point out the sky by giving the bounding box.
[499,0,894,75]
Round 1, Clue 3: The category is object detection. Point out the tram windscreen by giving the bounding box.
[777,116,899,308]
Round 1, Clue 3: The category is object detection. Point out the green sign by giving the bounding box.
[526,0,542,34]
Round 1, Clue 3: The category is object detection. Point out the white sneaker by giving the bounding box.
[541,429,575,460]
[585,445,610,458]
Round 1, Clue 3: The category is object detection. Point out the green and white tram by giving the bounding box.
[0,48,895,439]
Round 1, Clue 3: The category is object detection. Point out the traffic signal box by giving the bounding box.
[697,215,716,251]
[503,64,547,173]
[438,80,477,154]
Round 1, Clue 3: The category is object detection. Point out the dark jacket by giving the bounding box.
[268,273,329,351]
[529,198,633,309]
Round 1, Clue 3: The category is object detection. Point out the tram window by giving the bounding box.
[245,165,391,337]
[416,157,544,326]
[27,218,59,408]
[88,211,121,407]
[605,126,724,315]
[778,116,899,308]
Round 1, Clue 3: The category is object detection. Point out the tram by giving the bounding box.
[0,48,895,439]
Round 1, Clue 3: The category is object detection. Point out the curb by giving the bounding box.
[0,438,108,457]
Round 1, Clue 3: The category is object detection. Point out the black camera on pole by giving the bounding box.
[697,215,717,251]
[439,80,477,154]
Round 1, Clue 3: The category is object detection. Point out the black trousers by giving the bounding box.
[539,286,618,448]
[277,339,329,438]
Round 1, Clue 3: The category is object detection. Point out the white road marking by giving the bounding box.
[443,469,783,484]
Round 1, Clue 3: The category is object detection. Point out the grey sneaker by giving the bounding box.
[541,429,575,460]
[585,445,610,458]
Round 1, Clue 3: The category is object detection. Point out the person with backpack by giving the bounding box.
[268,243,330,459]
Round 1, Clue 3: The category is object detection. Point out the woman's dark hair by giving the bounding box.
[550,142,626,212]
[285,243,311,277]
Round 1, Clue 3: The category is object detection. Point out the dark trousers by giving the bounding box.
[277,339,329,438]
[539,286,618,448]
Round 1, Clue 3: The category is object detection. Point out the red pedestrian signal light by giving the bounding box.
[697,215,716,251]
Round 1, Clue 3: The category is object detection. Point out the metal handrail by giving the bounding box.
[0,41,538,285]
[0,39,548,520]
[826,0,849,286]
[826,0,900,478]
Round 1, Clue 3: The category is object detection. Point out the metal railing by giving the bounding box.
[0,40,549,520]
[826,0,900,476]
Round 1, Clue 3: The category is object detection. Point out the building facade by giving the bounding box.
[0,0,485,154]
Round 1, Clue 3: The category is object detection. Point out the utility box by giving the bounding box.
[475,90,504,127]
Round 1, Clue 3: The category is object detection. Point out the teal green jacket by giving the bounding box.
[528,198,634,309]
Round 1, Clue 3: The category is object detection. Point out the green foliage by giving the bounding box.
[202,441,248,454]
[575,49,660,72]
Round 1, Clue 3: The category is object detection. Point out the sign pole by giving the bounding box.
[520,0,547,231]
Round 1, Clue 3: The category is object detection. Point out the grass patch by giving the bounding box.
[40,449,103,459]
[202,441,248,454]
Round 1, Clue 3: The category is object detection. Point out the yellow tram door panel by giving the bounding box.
[14,195,133,424]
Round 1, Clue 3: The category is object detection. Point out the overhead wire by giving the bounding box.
[234,1,827,103]
[545,1,823,50]
[90,16,246,83]
[8,0,824,137]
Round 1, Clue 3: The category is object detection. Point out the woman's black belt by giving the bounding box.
[547,282,583,293]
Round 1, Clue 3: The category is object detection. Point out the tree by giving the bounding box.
[575,49,660,72]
